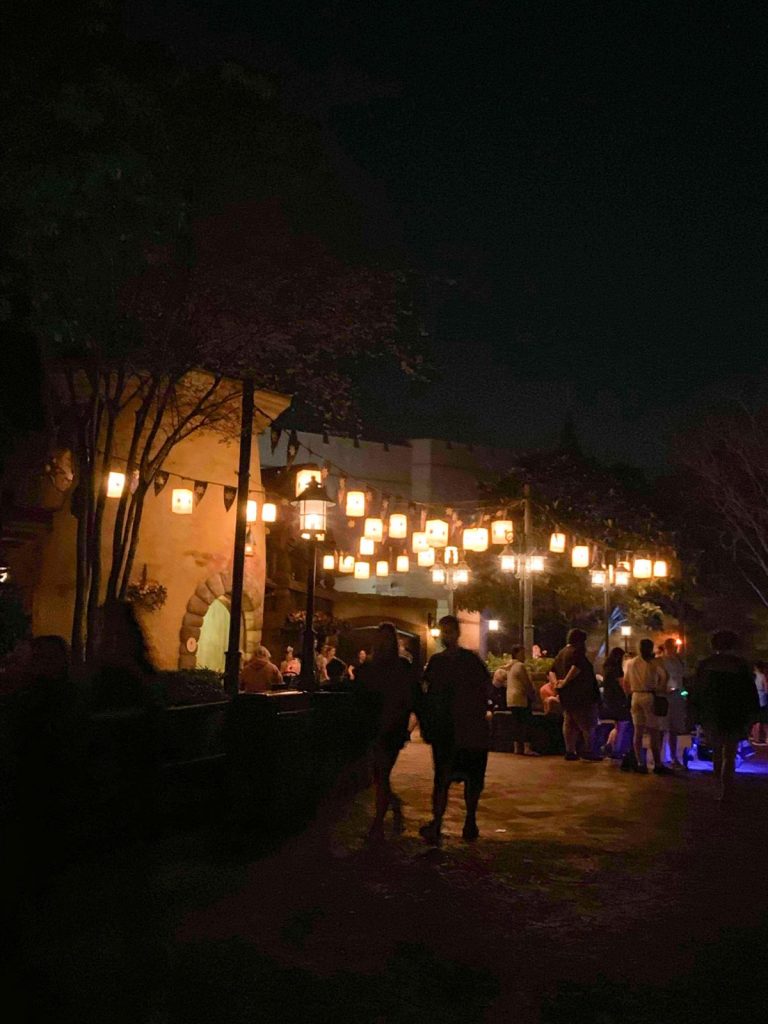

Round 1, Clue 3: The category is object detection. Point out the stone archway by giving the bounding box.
[178,570,259,669]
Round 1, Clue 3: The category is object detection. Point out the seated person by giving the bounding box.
[488,667,508,713]
[322,646,349,690]
[240,646,283,693]
[540,677,562,716]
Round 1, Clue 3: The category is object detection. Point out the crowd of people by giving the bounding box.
[2,609,766,855]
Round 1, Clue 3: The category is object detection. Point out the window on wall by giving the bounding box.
[197,597,246,673]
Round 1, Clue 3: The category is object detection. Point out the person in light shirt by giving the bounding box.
[505,645,540,755]
[625,638,671,775]
[658,637,687,766]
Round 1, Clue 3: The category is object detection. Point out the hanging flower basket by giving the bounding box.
[285,610,345,635]
[125,565,168,611]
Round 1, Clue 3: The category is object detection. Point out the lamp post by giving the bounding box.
[430,559,470,615]
[291,480,334,691]
[224,378,254,699]
[591,562,629,660]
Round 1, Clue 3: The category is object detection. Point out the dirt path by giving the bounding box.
[16,739,768,1023]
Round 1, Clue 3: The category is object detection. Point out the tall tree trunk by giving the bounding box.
[85,404,116,660]
[118,483,148,599]
[71,456,89,661]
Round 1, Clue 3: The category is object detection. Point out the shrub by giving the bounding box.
[155,669,228,707]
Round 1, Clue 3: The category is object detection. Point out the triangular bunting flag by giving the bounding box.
[286,430,299,468]
[223,486,237,512]
[270,427,281,454]
[153,471,169,496]
[194,481,208,505]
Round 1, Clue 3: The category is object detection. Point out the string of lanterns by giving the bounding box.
[102,439,672,585]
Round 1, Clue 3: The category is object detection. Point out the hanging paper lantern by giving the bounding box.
[431,565,447,584]
[529,555,545,573]
[346,490,366,517]
[322,553,336,571]
[172,488,194,515]
[571,544,590,568]
[653,559,668,579]
[418,547,436,567]
[426,519,449,548]
[444,545,459,565]
[364,517,384,542]
[549,532,566,553]
[499,546,516,573]
[488,619,500,632]
[339,554,355,573]
[107,471,126,498]
[389,513,408,539]
[295,467,321,497]
[462,528,476,551]
[633,557,652,579]
[246,499,258,523]
[359,536,375,556]
[375,560,389,577]
[395,553,410,573]
[353,560,370,579]
[473,527,489,552]
[591,569,607,587]
[491,520,514,545]
[261,502,277,522]
[411,531,429,553]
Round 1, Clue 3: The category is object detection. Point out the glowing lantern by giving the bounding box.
[462,527,488,552]
[431,565,447,584]
[614,561,630,587]
[633,557,652,579]
[346,490,366,517]
[295,467,321,497]
[262,502,277,522]
[418,548,436,567]
[549,532,566,553]
[529,554,545,573]
[491,520,514,545]
[107,471,126,498]
[353,560,370,579]
[294,480,333,540]
[653,559,668,579]
[364,517,384,542]
[376,560,389,577]
[172,488,194,515]
[426,519,449,548]
[339,554,355,574]
[244,528,254,556]
[499,546,516,573]
[246,499,258,523]
[453,561,470,585]
[444,545,459,565]
[591,569,607,587]
[396,553,410,573]
[389,513,408,539]
[571,544,590,568]
[322,553,336,571]
[359,537,375,556]
[412,531,430,553]
[429,626,440,638]
[488,619,500,632]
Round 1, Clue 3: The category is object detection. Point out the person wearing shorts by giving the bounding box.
[625,638,670,775]
[550,629,601,761]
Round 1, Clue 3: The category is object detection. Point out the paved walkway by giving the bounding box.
[14,739,768,1023]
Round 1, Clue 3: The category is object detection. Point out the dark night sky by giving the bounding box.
[126,1,768,466]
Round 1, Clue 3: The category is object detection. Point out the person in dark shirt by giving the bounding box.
[691,630,760,801]
[550,628,602,761]
[323,647,349,691]
[356,623,419,838]
[419,615,490,844]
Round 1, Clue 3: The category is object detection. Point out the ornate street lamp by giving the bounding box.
[291,480,334,690]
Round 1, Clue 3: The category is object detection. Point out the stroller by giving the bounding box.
[681,725,755,769]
